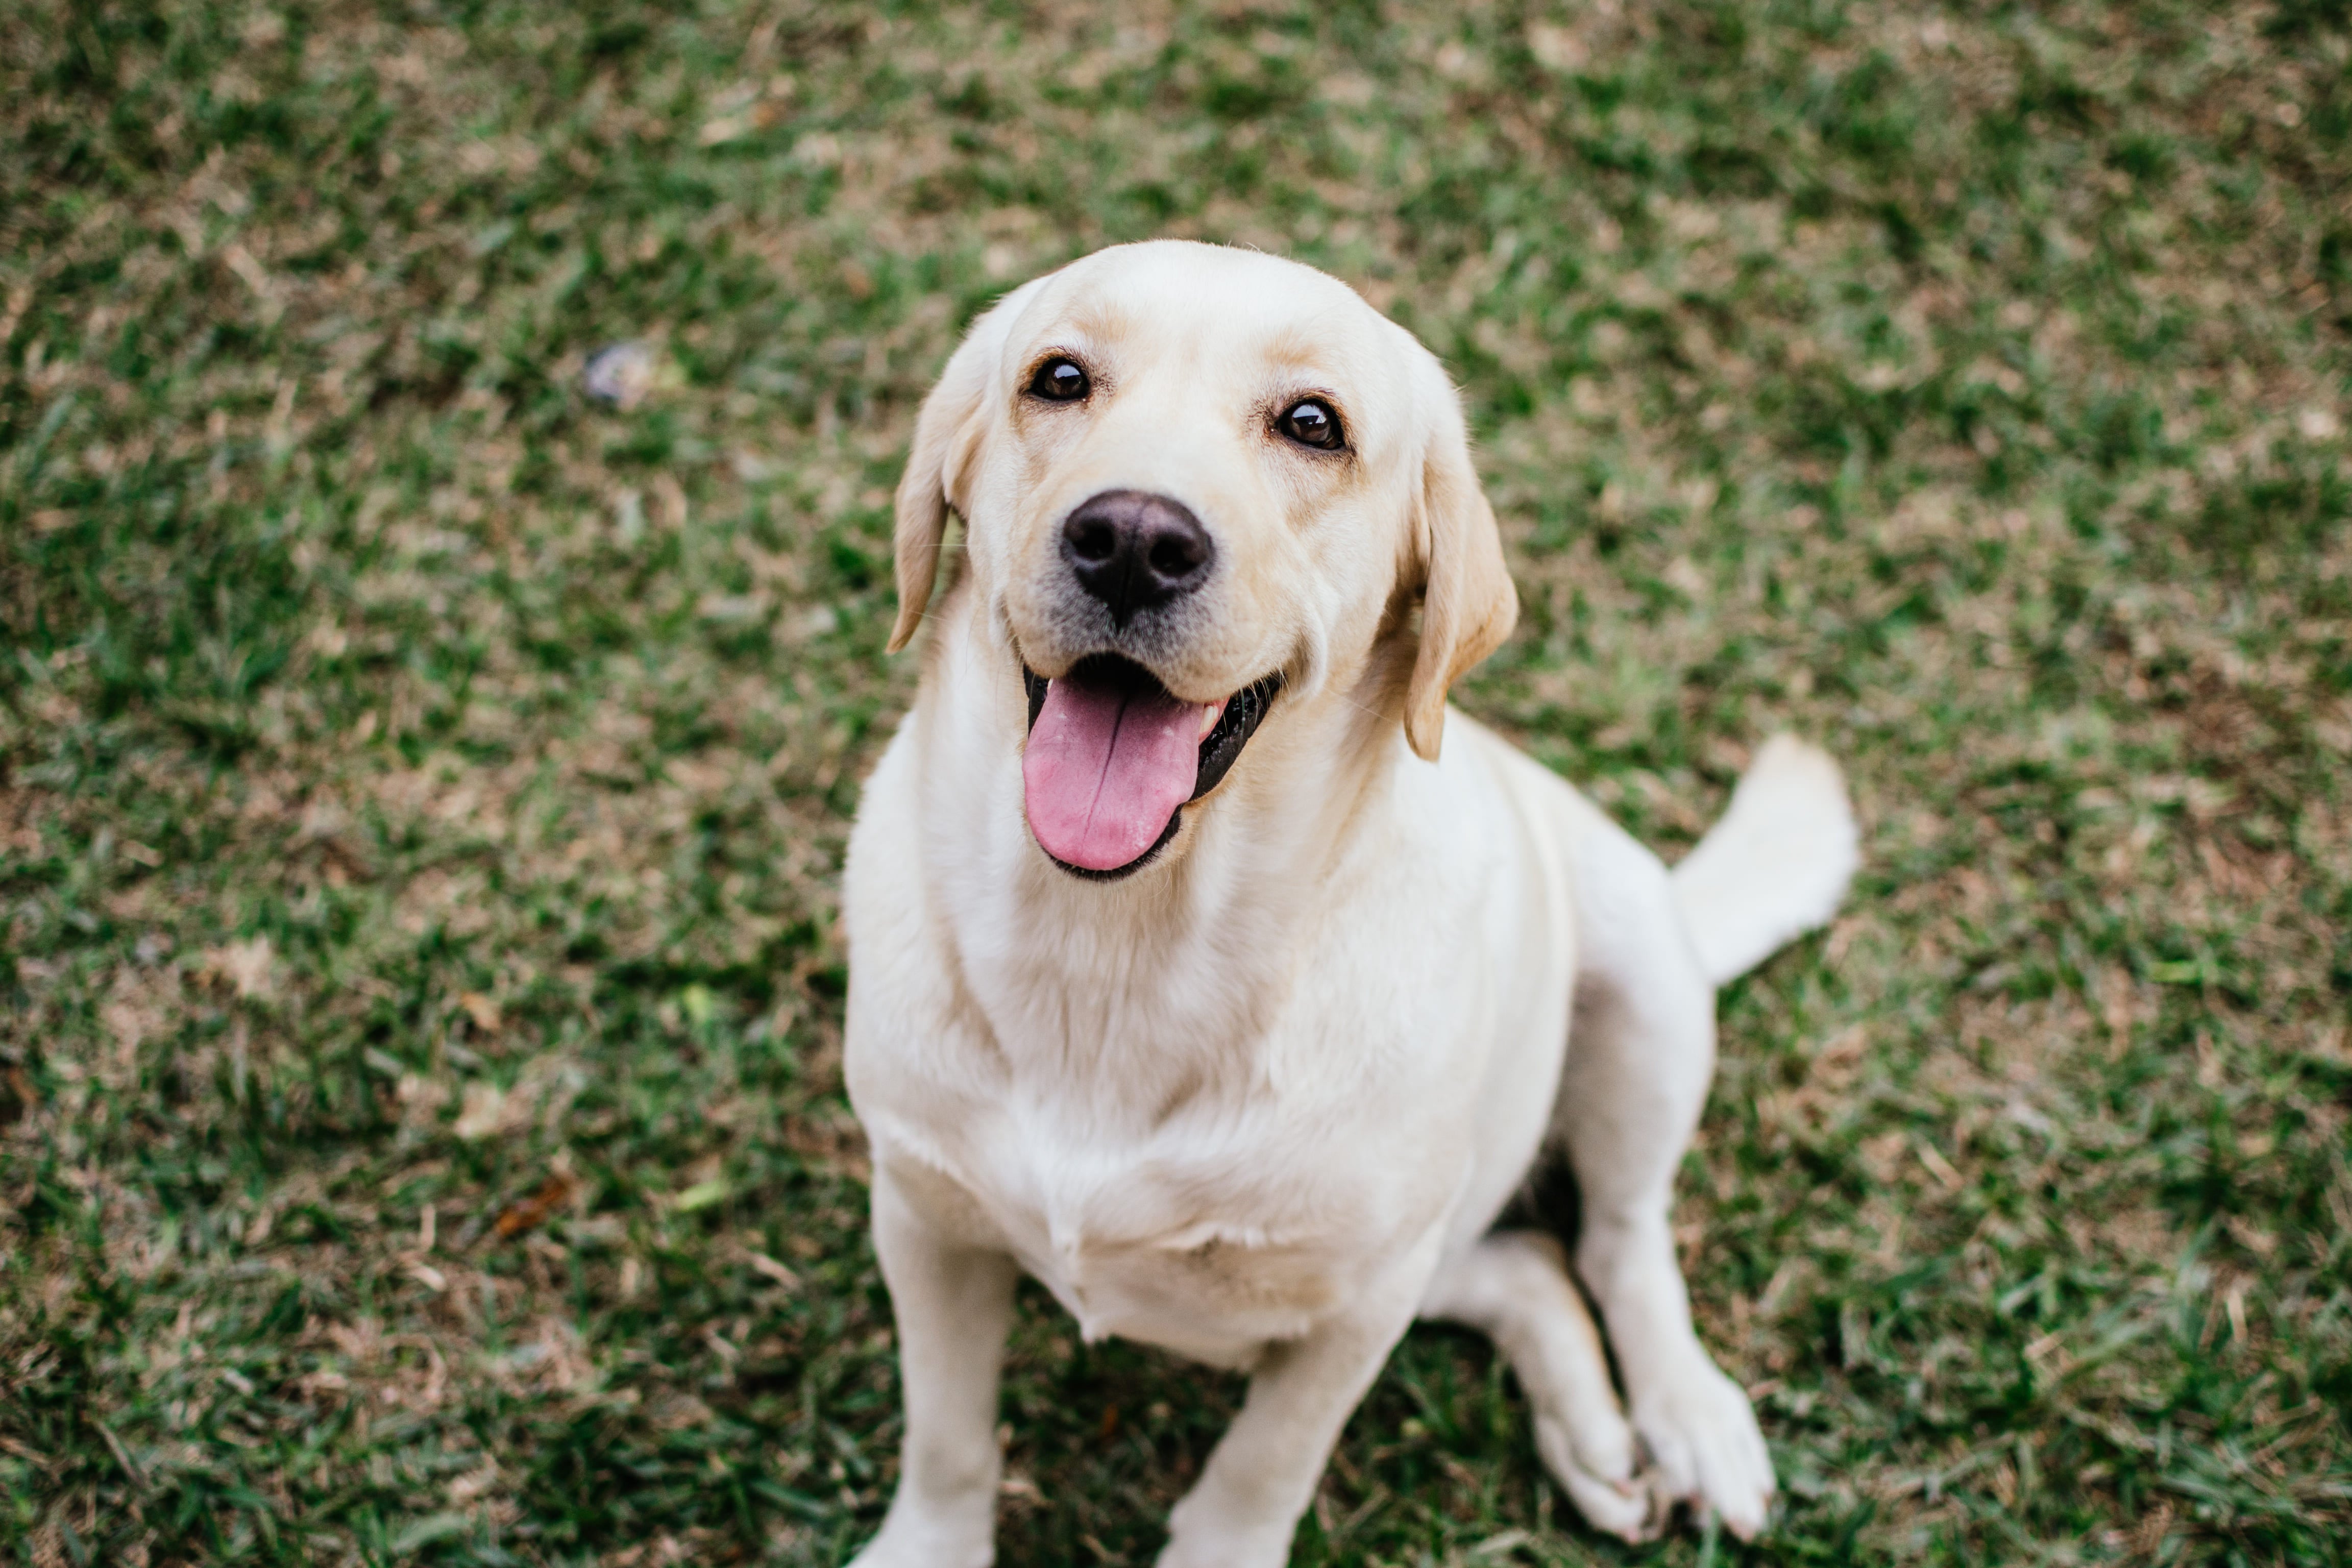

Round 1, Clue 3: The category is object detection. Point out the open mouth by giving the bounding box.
[1020,654,1282,879]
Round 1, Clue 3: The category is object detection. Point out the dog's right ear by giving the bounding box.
[887,284,1038,653]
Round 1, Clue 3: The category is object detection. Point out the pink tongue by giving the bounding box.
[1023,674,1205,871]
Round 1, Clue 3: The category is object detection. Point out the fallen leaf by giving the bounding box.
[0,1066,32,1125]
[493,1173,579,1240]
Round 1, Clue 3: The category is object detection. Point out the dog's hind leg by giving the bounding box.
[1550,797,1777,1539]
[1419,1232,1655,1541]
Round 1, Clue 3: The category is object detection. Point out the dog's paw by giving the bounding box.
[846,1532,991,1568]
[846,1497,995,1568]
[1155,1521,1294,1568]
[847,1534,991,1568]
[1629,1359,1775,1540]
[1155,1487,1302,1568]
[1533,1409,1658,1543]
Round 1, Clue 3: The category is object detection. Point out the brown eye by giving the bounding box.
[1280,399,1342,450]
[1028,357,1090,401]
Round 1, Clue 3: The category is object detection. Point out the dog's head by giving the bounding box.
[890,241,1515,879]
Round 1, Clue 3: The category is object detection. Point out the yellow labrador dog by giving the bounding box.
[841,240,1857,1566]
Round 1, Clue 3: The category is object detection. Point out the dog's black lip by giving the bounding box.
[1021,654,1284,880]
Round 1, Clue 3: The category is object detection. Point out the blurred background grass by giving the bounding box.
[4,1,2350,1563]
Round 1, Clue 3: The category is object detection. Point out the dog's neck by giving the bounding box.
[911,591,1413,1119]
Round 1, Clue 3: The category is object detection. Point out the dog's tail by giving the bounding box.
[1670,735,1860,987]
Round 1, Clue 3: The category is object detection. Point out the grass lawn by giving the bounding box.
[5,1,2351,1563]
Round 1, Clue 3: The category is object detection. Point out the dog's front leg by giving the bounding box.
[850,1164,1019,1568]
[1156,1241,1434,1568]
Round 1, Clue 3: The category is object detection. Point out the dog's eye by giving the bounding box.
[1280,399,1343,450]
[1028,357,1090,402]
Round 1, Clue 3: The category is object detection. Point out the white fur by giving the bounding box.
[1673,734,1861,988]
[840,242,1858,1566]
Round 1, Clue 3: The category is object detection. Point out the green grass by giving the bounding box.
[4,0,2350,1563]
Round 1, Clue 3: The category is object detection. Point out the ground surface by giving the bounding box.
[4,1,2350,1563]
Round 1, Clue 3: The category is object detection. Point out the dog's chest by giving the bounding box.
[890,1092,1413,1363]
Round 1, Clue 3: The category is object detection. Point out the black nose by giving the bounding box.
[1060,490,1215,627]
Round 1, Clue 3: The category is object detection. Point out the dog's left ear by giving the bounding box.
[887,282,1041,653]
[1402,374,1518,761]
